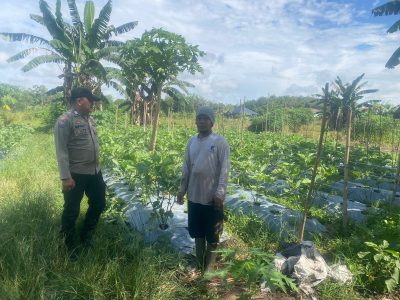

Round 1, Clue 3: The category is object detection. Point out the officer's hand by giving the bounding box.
[176,192,185,205]
[62,178,75,193]
[212,195,224,209]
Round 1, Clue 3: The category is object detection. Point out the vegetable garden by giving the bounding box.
[1,89,400,298]
[92,104,400,298]
[1,0,400,298]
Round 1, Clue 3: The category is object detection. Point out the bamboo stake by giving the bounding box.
[391,118,395,168]
[114,104,119,132]
[391,147,400,209]
[342,107,353,231]
[241,98,245,143]
[143,102,147,132]
[299,83,328,241]
[366,109,371,164]
[124,113,128,130]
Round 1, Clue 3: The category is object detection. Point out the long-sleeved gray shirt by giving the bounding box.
[179,132,230,206]
[54,110,100,179]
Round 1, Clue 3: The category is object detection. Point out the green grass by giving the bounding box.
[0,132,215,300]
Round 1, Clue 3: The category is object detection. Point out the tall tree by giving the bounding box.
[1,0,137,103]
[335,74,378,230]
[120,28,204,151]
[373,1,400,68]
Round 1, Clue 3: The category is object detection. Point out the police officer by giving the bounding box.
[54,87,106,256]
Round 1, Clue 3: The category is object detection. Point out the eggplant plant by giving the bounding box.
[135,151,180,230]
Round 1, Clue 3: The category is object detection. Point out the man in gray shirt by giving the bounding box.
[177,106,230,271]
[54,87,106,257]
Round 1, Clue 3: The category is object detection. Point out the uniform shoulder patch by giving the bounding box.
[57,114,69,128]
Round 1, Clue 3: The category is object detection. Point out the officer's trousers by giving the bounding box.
[61,171,106,249]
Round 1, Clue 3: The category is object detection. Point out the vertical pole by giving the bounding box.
[300,83,328,241]
[114,104,119,132]
[391,148,400,209]
[342,107,352,231]
[241,98,245,144]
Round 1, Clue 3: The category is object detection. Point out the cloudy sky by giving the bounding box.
[1,0,400,104]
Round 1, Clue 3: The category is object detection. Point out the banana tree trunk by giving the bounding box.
[143,101,147,132]
[342,107,352,230]
[150,102,154,130]
[299,89,328,241]
[148,87,162,152]
[130,104,134,125]
[63,63,73,105]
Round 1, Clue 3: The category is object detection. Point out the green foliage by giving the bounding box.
[245,95,316,113]
[315,279,361,300]
[38,100,68,130]
[100,125,184,228]
[372,1,400,68]
[225,212,292,252]
[95,109,400,297]
[248,107,314,133]
[2,0,137,101]
[0,83,51,110]
[358,240,400,292]
[0,124,33,157]
[352,114,398,145]
[205,247,298,297]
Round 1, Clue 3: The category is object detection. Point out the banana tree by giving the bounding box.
[335,74,378,230]
[1,0,137,103]
[373,1,400,68]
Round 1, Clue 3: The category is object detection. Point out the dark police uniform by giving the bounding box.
[54,109,106,249]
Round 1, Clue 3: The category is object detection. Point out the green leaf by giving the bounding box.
[358,251,370,258]
[113,21,138,36]
[22,54,64,72]
[66,0,83,30]
[84,1,95,34]
[30,14,45,25]
[382,240,390,249]
[387,20,400,33]
[88,0,111,48]
[0,32,49,45]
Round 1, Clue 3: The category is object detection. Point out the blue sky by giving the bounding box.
[1,0,400,104]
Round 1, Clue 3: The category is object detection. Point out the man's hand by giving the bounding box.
[176,192,185,205]
[212,195,224,209]
[62,178,75,193]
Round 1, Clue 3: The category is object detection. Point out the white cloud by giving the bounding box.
[0,0,400,104]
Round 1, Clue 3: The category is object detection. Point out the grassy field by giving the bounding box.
[0,132,220,299]
[2,108,400,299]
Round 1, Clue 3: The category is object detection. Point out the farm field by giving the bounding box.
[1,107,400,299]
[2,0,400,298]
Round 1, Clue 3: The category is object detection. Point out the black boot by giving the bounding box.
[205,242,218,272]
[80,229,94,248]
[62,231,79,260]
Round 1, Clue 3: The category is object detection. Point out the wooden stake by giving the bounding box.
[299,83,329,241]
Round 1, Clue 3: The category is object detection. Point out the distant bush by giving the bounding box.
[0,124,33,157]
[249,108,314,133]
[352,114,397,145]
[37,101,68,131]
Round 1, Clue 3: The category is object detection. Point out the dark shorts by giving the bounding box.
[188,201,224,244]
